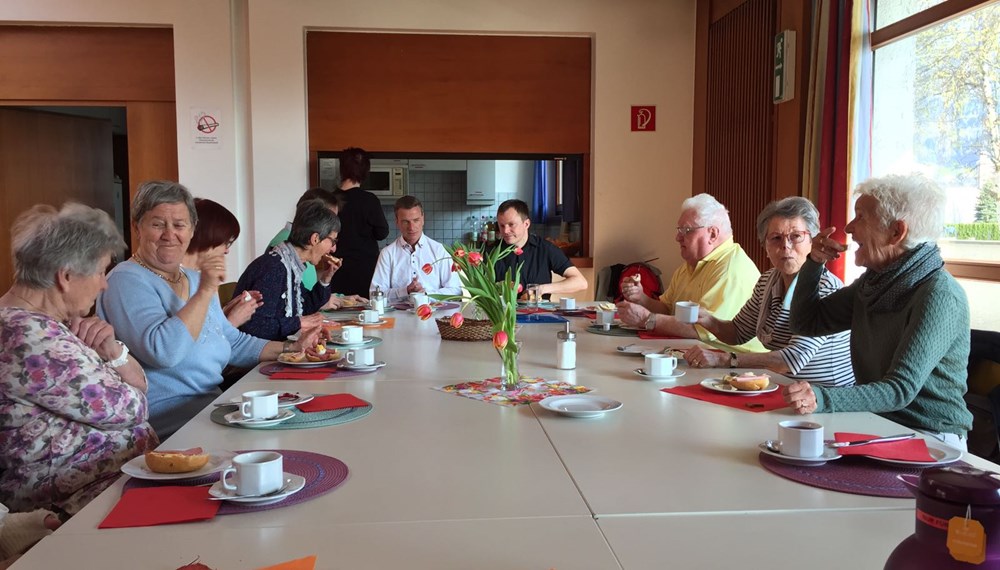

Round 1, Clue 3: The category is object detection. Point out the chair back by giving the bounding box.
[218,281,237,304]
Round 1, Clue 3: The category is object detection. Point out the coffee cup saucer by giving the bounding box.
[338,360,387,371]
[223,409,294,427]
[757,441,841,466]
[356,318,388,326]
[633,368,685,380]
[208,473,306,505]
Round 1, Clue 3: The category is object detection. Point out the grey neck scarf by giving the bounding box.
[856,241,943,313]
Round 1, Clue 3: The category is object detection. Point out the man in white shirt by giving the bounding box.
[369,195,462,302]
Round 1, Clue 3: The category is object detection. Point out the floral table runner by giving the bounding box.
[434,377,592,406]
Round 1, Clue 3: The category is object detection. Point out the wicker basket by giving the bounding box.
[435,316,494,341]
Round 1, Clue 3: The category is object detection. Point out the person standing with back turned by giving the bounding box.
[328,147,390,297]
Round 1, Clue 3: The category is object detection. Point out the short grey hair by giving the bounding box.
[755,197,821,243]
[131,180,198,227]
[854,173,945,249]
[12,203,125,288]
[288,199,341,247]
[680,193,732,235]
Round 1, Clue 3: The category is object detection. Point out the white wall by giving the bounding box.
[2,0,698,293]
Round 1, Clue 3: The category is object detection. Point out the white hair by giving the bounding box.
[854,173,945,249]
[681,193,732,235]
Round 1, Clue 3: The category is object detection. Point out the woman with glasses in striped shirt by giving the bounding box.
[683,197,855,388]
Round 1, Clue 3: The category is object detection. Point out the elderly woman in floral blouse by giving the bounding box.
[0,203,157,517]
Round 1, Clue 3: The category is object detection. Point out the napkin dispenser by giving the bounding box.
[886,465,1000,568]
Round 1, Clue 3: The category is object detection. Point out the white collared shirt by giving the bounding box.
[369,234,462,302]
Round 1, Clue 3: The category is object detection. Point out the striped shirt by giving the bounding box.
[731,268,854,387]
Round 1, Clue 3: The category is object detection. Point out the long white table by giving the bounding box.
[13,306,998,568]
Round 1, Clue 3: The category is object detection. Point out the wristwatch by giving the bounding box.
[729,351,738,368]
[108,341,130,368]
[645,313,657,331]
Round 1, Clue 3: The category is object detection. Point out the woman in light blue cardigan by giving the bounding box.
[99,181,321,438]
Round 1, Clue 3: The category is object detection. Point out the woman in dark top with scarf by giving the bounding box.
[329,147,390,297]
[234,200,341,340]
[783,173,972,450]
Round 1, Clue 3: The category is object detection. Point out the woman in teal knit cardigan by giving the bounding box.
[783,173,972,451]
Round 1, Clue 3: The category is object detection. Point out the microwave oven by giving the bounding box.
[317,157,407,203]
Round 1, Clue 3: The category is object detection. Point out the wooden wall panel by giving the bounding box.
[306,32,591,154]
[0,108,114,291]
[704,0,776,270]
[0,26,175,102]
[126,102,179,205]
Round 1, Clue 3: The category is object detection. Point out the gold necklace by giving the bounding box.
[132,254,184,284]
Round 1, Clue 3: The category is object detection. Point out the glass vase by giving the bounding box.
[497,340,523,391]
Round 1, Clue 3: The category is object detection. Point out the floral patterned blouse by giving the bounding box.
[0,307,158,515]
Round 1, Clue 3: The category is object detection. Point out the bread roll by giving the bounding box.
[145,447,210,473]
[724,372,771,391]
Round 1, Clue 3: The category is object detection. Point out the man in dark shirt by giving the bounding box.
[493,199,587,299]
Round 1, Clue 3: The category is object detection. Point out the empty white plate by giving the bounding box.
[538,395,622,418]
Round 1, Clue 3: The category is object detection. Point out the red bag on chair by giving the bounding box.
[614,260,663,302]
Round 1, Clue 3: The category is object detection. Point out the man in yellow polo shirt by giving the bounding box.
[617,193,765,352]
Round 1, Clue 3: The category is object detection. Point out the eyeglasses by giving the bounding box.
[323,236,338,246]
[765,231,811,247]
[675,226,705,236]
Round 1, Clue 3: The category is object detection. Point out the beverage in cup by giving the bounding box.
[644,353,677,376]
[674,301,699,324]
[221,451,283,496]
[777,421,824,458]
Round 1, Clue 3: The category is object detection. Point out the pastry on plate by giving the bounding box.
[723,371,771,391]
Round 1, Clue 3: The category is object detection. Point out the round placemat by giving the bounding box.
[123,449,349,515]
[259,362,377,379]
[585,325,637,337]
[209,401,372,430]
[759,452,973,498]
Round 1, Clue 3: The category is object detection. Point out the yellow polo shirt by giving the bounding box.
[660,238,765,352]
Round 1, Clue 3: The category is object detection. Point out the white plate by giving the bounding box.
[616,346,686,359]
[208,473,306,505]
[337,360,387,371]
[328,336,376,346]
[223,409,295,427]
[275,356,340,367]
[538,395,623,418]
[863,439,963,467]
[633,368,686,380]
[120,450,235,481]
[218,392,314,409]
[758,442,841,466]
[700,378,779,396]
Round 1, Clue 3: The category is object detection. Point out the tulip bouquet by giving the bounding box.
[420,241,524,390]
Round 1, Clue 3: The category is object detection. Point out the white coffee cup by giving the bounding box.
[675,301,700,324]
[221,451,283,496]
[595,309,616,327]
[644,353,677,377]
[338,325,364,344]
[560,297,577,310]
[346,347,376,367]
[777,420,824,458]
[240,390,278,420]
[409,292,429,308]
[360,309,380,324]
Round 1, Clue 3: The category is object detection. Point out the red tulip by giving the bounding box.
[517,283,523,294]
[421,263,433,275]
[493,330,508,350]
[468,252,484,266]
[451,263,459,272]
[416,304,433,320]
[454,248,466,258]
[514,247,523,255]
[450,312,464,328]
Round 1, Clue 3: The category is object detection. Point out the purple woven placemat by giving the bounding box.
[122,449,349,514]
[759,452,972,498]
[259,362,375,379]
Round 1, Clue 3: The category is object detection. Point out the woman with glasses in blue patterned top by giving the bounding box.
[684,197,855,388]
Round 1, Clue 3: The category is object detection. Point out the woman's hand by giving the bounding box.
[683,346,726,368]
[615,301,649,327]
[69,316,121,361]
[299,312,326,330]
[620,282,646,304]
[317,254,342,284]
[223,290,263,327]
[782,381,818,414]
[808,227,847,265]
[197,252,228,291]
[291,325,323,352]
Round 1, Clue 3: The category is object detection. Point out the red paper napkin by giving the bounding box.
[269,370,335,380]
[296,393,369,413]
[834,432,935,462]
[661,383,788,412]
[99,486,219,529]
